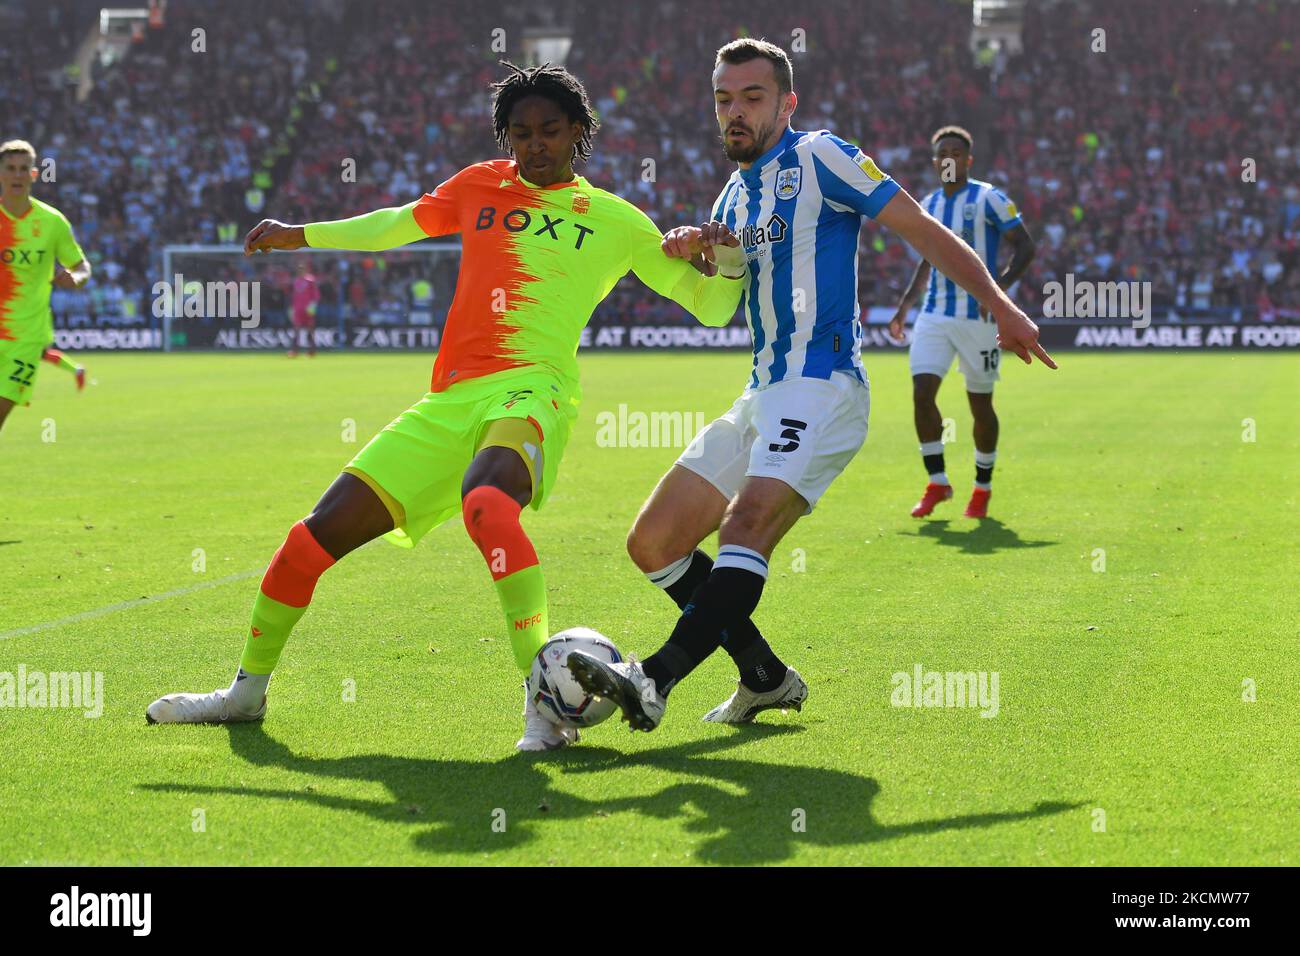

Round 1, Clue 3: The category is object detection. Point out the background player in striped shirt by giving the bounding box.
[0,139,92,435]
[145,63,746,751]
[568,41,1055,732]
[889,126,1037,519]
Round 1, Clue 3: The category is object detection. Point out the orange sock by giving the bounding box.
[462,486,538,580]
[462,486,548,670]
[261,520,337,606]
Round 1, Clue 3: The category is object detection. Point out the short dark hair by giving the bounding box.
[490,60,599,162]
[931,125,973,150]
[715,38,794,96]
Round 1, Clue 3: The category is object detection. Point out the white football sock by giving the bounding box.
[227,668,270,711]
[646,554,692,590]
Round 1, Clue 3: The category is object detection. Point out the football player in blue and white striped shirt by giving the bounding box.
[567,41,1055,734]
[889,126,1038,520]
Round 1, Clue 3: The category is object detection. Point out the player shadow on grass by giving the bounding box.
[141,724,1080,864]
[547,728,1081,863]
[904,518,1056,555]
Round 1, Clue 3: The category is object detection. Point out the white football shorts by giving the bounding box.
[908,311,1001,393]
[675,371,870,512]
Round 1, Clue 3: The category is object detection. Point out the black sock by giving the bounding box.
[726,631,787,693]
[651,549,785,692]
[923,451,945,476]
[643,551,768,696]
[659,549,712,608]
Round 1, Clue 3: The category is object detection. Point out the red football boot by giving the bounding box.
[74,366,86,392]
[963,487,991,518]
[910,482,953,518]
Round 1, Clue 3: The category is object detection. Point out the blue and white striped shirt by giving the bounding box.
[710,127,899,389]
[919,178,1023,320]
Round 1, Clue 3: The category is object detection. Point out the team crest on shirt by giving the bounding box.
[572,192,590,214]
[775,167,802,199]
[963,203,977,220]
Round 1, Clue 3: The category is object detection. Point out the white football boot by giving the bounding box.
[146,687,266,724]
[565,652,666,732]
[516,685,581,752]
[702,667,808,724]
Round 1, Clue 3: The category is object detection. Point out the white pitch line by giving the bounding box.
[0,569,261,639]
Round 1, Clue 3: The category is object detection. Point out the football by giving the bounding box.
[529,628,622,728]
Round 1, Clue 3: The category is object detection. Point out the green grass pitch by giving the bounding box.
[1,349,1297,866]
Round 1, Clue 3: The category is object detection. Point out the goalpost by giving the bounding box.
[158,243,460,352]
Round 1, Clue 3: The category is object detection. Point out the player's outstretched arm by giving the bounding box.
[244,219,306,255]
[631,219,745,327]
[244,203,429,256]
[877,190,1057,368]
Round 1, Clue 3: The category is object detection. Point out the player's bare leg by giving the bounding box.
[718,476,806,555]
[964,389,999,518]
[461,441,577,752]
[570,476,808,731]
[146,474,393,724]
[910,373,953,517]
[302,472,396,558]
[626,464,727,574]
[0,397,14,434]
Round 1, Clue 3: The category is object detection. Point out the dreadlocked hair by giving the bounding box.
[490,60,599,162]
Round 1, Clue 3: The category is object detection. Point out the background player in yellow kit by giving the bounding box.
[0,140,91,434]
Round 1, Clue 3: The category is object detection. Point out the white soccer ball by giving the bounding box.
[528,628,622,728]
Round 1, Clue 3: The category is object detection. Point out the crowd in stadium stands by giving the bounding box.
[994,0,1300,316]
[6,0,1297,334]
[21,0,345,330]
